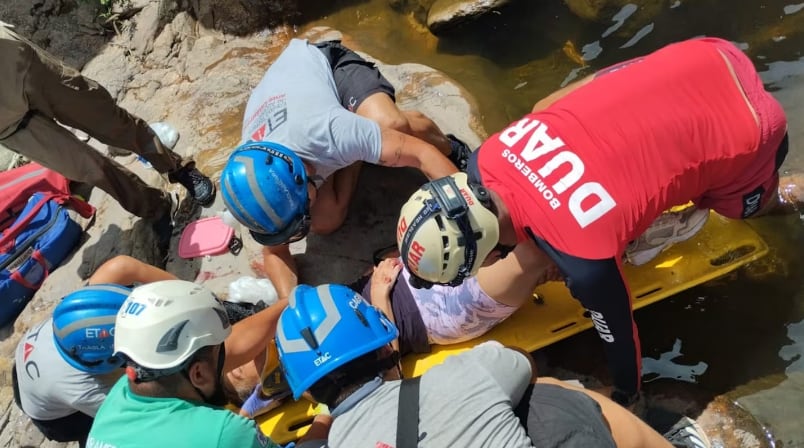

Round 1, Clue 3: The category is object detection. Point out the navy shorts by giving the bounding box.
[514,383,616,448]
[315,40,396,112]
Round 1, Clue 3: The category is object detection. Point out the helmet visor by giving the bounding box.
[250,212,311,246]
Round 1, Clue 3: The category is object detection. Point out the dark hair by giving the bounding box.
[307,347,399,408]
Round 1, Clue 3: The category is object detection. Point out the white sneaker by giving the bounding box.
[663,417,712,448]
[626,207,710,266]
[149,122,180,150]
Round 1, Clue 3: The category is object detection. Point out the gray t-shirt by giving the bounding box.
[329,341,535,448]
[14,319,113,420]
[241,38,382,182]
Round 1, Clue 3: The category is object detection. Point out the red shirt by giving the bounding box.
[478,38,759,260]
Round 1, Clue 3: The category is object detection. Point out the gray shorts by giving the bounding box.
[314,40,396,112]
[515,383,616,448]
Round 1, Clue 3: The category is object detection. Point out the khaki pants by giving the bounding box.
[0,25,186,219]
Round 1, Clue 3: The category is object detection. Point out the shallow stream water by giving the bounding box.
[293,1,804,445]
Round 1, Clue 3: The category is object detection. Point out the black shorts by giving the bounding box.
[12,363,93,446]
[315,40,396,112]
[514,383,616,448]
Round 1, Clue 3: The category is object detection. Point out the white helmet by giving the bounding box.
[114,280,231,373]
[396,173,500,288]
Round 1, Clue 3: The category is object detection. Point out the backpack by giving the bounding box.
[0,164,94,327]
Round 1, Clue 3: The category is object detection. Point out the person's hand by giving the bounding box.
[239,384,289,418]
[370,258,402,299]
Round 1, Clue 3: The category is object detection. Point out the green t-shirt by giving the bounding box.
[87,377,279,448]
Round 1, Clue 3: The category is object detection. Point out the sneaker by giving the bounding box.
[149,122,180,150]
[446,134,472,172]
[663,417,712,448]
[168,165,216,207]
[625,207,710,266]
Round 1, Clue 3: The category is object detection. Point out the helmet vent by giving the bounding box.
[147,298,174,307]
[442,235,449,248]
[434,215,446,231]
[300,327,320,350]
[156,320,189,353]
[353,308,369,327]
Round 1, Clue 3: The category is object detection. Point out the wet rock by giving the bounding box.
[389,0,438,26]
[181,0,299,35]
[563,0,665,36]
[427,0,512,35]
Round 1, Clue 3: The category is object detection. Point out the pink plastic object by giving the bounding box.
[178,216,234,259]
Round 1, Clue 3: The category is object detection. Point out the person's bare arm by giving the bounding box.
[476,240,557,308]
[369,259,403,351]
[261,245,298,301]
[536,377,672,448]
[223,300,288,372]
[531,74,595,113]
[296,414,333,445]
[87,255,177,285]
[505,346,538,383]
[378,127,458,180]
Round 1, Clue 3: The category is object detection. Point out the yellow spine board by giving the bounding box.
[258,213,768,443]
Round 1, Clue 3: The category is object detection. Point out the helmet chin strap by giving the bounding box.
[184,343,228,406]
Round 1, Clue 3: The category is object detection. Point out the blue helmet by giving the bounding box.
[52,284,132,375]
[276,284,398,399]
[221,141,311,246]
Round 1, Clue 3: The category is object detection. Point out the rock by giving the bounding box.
[0,143,26,172]
[128,0,162,56]
[427,0,513,35]
[563,0,665,36]
[182,0,299,35]
[389,0,438,25]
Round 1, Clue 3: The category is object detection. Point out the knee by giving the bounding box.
[372,113,411,134]
[310,211,347,235]
[94,255,137,281]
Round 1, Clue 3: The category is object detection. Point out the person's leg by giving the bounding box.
[309,161,363,235]
[524,378,675,448]
[29,411,94,446]
[355,93,451,155]
[21,40,183,173]
[19,36,215,205]
[1,114,169,219]
[87,255,177,286]
[317,40,461,159]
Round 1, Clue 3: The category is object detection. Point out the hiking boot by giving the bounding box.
[168,165,216,207]
[446,134,472,172]
[663,417,712,448]
[625,207,710,266]
[149,122,180,150]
